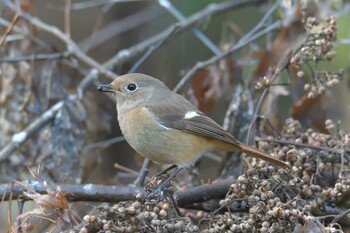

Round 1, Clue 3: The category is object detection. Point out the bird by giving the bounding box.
[97,73,291,192]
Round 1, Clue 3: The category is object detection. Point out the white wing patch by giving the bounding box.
[184,111,199,119]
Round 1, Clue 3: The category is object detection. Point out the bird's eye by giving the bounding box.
[127,83,137,92]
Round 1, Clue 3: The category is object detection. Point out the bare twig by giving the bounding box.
[174,20,282,92]
[64,0,72,36]
[128,24,180,73]
[0,17,23,34]
[133,158,152,187]
[106,0,263,71]
[0,101,64,162]
[71,0,144,10]
[78,4,162,52]
[245,33,308,145]
[239,0,279,44]
[15,200,25,233]
[331,208,350,224]
[0,52,68,63]
[256,137,345,154]
[159,0,221,55]
[3,0,115,79]
[0,13,19,46]
[114,163,151,182]
[83,136,125,151]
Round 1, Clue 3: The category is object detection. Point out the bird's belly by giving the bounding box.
[118,107,213,167]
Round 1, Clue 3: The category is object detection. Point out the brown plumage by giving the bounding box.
[98,73,291,171]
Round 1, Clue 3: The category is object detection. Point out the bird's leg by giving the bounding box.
[154,164,177,177]
[145,167,183,199]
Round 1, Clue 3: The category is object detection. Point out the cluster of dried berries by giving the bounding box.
[78,118,349,232]
[212,160,304,232]
[255,66,280,90]
[80,194,200,232]
[303,69,344,98]
[297,16,338,63]
[210,118,350,232]
[271,118,349,201]
[290,15,343,98]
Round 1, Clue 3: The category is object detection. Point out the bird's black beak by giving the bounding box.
[97,84,117,93]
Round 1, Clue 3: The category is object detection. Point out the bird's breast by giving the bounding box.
[117,106,214,167]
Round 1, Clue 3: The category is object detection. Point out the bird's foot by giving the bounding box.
[143,173,176,201]
[143,166,182,201]
[140,166,183,217]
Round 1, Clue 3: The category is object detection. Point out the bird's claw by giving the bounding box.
[144,181,174,201]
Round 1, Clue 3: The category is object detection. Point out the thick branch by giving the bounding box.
[176,180,232,207]
[0,180,233,205]
[1,181,143,203]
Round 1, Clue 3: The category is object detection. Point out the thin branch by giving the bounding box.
[15,200,25,232]
[0,17,24,34]
[78,4,162,52]
[0,101,64,162]
[70,0,144,10]
[0,52,68,63]
[256,137,345,154]
[83,136,125,151]
[106,0,263,70]
[0,13,19,46]
[239,0,279,44]
[245,35,304,145]
[331,208,350,224]
[64,0,72,36]
[173,20,282,92]
[114,163,151,182]
[133,158,152,187]
[3,0,115,79]
[128,24,180,73]
[159,0,220,55]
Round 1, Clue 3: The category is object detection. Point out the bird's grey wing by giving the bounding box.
[157,112,240,145]
[146,91,241,146]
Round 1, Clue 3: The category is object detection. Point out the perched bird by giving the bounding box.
[98,73,291,189]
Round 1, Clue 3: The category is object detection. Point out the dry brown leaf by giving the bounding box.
[191,58,241,114]
[291,93,332,133]
[23,186,68,210]
[18,0,36,15]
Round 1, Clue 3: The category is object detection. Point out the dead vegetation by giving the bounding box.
[0,0,350,232]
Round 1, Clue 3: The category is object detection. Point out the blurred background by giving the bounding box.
[0,0,350,231]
